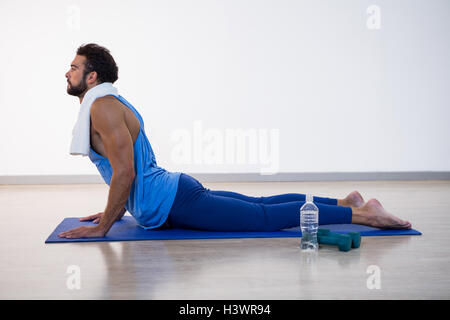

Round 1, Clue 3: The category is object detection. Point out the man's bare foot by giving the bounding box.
[338,191,365,208]
[352,199,412,229]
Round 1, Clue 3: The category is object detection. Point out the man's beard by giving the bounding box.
[67,76,88,97]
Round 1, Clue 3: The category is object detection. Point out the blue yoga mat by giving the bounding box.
[45,216,422,243]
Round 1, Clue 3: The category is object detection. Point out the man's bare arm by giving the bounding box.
[91,97,135,235]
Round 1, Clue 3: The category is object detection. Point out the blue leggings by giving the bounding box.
[167,173,353,232]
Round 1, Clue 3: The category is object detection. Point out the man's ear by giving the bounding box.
[86,71,98,85]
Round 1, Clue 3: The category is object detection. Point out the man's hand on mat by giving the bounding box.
[79,211,124,224]
[58,225,106,239]
[79,212,104,224]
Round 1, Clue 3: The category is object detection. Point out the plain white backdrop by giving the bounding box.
[0,0,449,176]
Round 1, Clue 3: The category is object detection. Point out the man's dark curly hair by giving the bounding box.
[76,43,118,83]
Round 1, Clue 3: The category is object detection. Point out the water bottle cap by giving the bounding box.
[306,194,313,203]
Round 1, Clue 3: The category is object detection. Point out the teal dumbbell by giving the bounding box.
[318,228,361,248]
[317,228,361,251]
[318,228,331,236]
[318,233,352,252]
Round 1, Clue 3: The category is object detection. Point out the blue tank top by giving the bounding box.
[88,95,181,229]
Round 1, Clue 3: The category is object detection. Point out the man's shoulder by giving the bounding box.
[90,96,124,118]
[90,96,125,131]
[91,95,121,111]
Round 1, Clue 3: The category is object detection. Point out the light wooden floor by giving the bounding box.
[0,180,449,299]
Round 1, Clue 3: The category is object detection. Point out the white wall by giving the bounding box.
[1,0,449,176]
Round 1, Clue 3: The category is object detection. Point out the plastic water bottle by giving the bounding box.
[300,194,319,251]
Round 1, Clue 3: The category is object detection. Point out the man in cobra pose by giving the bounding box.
[58,43,411,239]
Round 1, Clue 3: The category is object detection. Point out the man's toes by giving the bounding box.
[403,221,412,229]
[392,219,411,229]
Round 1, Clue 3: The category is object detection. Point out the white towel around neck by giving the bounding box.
[70,82,118,156]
